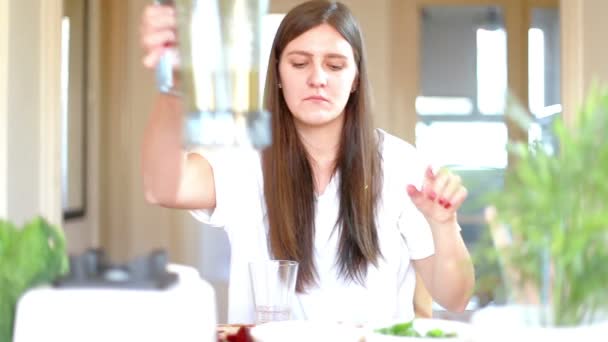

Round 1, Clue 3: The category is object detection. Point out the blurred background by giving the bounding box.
[1,0,607,323]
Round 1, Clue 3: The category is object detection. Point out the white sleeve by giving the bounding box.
[189,149,260,229]
[397,203,435,260]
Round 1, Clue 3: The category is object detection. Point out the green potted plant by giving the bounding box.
[0,216,69,342]
[471,86,608,339]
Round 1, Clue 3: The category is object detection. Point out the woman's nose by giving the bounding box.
[307,64,328,88]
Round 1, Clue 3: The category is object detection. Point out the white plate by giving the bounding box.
[250,320,363,342]
[365,318,473,341]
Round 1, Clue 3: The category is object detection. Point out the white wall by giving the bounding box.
[580,1,608,89]
[0,0,9,218]
[0,0,62,226]
[6,0,41,224]
[561,0,608,122]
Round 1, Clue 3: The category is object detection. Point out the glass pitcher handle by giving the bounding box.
[154,0,178,94]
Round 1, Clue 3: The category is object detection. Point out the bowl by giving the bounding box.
[364,318,472,341]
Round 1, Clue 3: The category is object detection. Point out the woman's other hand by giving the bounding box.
[140,4,177,69]
[406,166,468,225]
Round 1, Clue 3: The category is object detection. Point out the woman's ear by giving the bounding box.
[351,76,359,93]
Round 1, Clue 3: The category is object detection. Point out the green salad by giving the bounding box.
[375,321,457,338]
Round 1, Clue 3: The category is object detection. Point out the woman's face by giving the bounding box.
[278,23,358,128]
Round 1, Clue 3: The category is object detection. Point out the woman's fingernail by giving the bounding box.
[406,185,417,196]
[428,191,437,201]
[426,167,435,179]
[444,202,452,209]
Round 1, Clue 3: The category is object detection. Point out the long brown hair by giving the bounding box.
[262,0,382,292]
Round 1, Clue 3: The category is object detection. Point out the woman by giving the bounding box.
[140,0,474,324]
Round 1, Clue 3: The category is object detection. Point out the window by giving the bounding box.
[61,0,88,220]
[476,28,507,116]
[416,122,507,168]
[528,7,561,151]
[415,96,473,116]
[417,6,507,170]
[416,5,561,250]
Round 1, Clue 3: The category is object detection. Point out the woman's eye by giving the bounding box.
[292,62,307,68]
[328,64,344,71]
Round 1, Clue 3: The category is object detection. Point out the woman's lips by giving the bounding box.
[304,95,329,102]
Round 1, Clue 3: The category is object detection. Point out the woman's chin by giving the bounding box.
[293,111,343,128]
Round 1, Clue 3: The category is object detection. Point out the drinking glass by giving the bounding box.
[248,260,298,324]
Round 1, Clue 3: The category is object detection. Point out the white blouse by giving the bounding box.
[191,130,435,324]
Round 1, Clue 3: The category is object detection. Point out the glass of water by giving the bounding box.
[248,260,298,324]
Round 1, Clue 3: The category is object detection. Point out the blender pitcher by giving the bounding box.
[155,0,271,150]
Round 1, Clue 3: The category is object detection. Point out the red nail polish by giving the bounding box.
[444,202,452,209]
[437,198,444,206]
[428,191,437,201]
